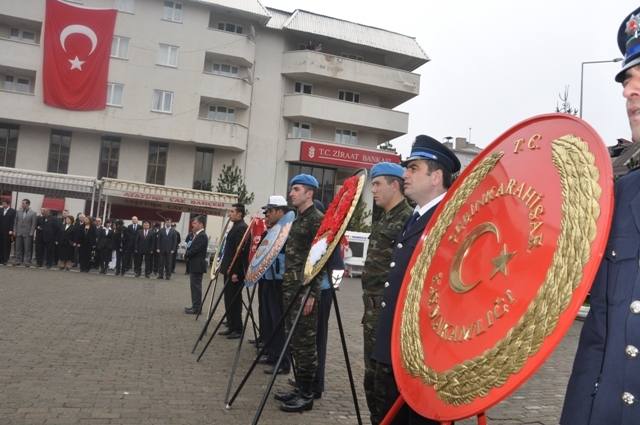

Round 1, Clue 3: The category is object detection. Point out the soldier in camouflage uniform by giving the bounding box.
[275,174,324,413]
[362,162,413,424]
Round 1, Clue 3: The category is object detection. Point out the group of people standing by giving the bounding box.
[0,200,182,279]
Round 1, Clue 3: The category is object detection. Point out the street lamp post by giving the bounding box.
[579,57,623,118]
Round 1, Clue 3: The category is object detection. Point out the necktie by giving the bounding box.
[411,212,420,224]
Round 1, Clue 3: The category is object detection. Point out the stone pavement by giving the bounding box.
[0,264,580,425]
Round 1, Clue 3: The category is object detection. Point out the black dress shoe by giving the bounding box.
[226,331,242,339]
[280,393,314,412]
[219,328,233,336]
[264,365,290,375]
[274,388,299,403]
[157,276,164,279]
[257,355,273,365]
[184,307,200,315]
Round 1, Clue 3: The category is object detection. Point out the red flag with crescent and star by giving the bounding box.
[42,0,117,110]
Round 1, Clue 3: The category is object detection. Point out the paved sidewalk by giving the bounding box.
[0,265,580,424]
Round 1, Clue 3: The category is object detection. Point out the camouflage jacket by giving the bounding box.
[284,204,324,299]
[362,199,412,297]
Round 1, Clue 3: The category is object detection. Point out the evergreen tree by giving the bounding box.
[215,160,255,205]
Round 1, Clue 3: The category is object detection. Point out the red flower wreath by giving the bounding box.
[313,175,360,245]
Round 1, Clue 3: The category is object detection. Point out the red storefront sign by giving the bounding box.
[299,141,400,169]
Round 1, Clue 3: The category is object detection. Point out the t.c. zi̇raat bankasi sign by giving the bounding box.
[300,141,399,169]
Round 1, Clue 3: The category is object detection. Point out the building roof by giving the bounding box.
[265,7,428,64]
[188,0,271,23]
[0,166,96,199]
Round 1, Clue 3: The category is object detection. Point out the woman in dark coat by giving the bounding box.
[112,220,125,276]
[76,216,97,273]
[58,215,76,271]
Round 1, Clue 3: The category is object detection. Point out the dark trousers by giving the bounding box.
[224,275,244,333]
[158,252,172,278]
[115,250,124,275]
[0,233,10,263]
[123,250,133,271]
[262,279,289,367]
[152,253,159,273]
[189,272,203,310]
[35,239,44,266]
[79,246,92,272]
[100,249,111,273]
[258,281,268,344]
[141,254,152,276]
[313,288,332,394]
[44,242,56,268]
[133,253,143,275]
[171,251,177,273]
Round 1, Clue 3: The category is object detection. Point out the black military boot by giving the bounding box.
[273,387,299,403]
[279,385,314,412]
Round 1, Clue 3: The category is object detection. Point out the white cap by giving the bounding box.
[262,195,287,209]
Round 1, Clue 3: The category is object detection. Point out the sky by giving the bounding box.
[265,0,638,156]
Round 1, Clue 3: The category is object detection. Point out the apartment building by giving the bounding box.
[0,0,427,230]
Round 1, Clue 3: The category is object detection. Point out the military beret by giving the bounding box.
[370,162,405,179]
[289,173,319,189]
[616,7,640,83]
[401,134,461,175]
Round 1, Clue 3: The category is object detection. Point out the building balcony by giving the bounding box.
[204,29,255,67]
[283,94,408,139]
[282,50,420,107]
[0,37,41,70]
[193,118,248,151]
[199,73,252,108]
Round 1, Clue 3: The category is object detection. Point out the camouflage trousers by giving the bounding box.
[362,294,387,424]
[283,283,318,389]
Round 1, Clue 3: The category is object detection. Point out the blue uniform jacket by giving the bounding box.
[562,170,640,425]
[372,205,437,366]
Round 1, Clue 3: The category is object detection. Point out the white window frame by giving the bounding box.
[292,122,312,138]
[335,128,358,145]
[338,90,360,103]
[9,28,36,43]
[207,105,236,122]
[106,82,124,106]
[163,0,183,23]
[111,36,129,59]
[157,43,179,67]
[3,75,32,94]
[294,82,313,94]
[206,62,239,77]
[114,0,135,13]
[152,90,174,113]
[217,21,243,34]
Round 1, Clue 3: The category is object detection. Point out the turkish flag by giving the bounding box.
[42,0,117,110]
[248,217,266,263]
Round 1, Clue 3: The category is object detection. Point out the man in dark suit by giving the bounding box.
[0,199,16,265]
[36,209,61,269]
[134,221,154,277]
[371,135,460,424]
[96,220,114,274]
[124,216,140,274]
[219,203,249,339]
[156,218,177,280]
[561,8,640,425]
[171,223,180,274]
[184,215,209,314]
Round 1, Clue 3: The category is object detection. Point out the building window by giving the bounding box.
[335,129,358,145]
[205,62,239,76]
[106,82,123,106]
[3,75,33,94]
[163,0,183,22]
[0,123,18,168]
[294,82,312,94]
[98,136,120,179]
[9,28,36,43]
[146,142,168,185]
[152,90,173,113]
[157,43,178,67]
[207,105,235,122]
[212,19,243,34]
[288,164,336,206]
[111,36,129,59]
[193,148,214,190]
[292,122,311,138]
[338,90,360,103]
[47,130,71,174]
[114,0,134,13]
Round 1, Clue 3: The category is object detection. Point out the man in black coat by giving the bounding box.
[96,220,114,274]
[124,216,140,274]
[134,221,154,277]
[371,135,460,424]
[219,203,249,339]
[184,215,209,314]
[156,218,177,280]
[171,223,180,274]
[0,199,16,265]
[36,209,61,269]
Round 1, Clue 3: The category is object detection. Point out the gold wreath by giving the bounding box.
[399,135,601,405]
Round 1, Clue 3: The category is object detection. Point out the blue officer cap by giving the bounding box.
[370,162,405,179]
[616,7,640,82]
[289,173,319,189]
[401,134,461,175]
